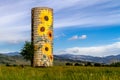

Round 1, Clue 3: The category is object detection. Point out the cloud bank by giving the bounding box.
[0,0,120,53]
[56,42,120,57]
[0,0,120,43]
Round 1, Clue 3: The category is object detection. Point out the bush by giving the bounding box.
[94,63,101,67]
[13,64,18,67]
[6,63,10,66]
[74,63,83,66]
[66,63,73,66]
[85,62,93,66]
[110,62,120,67]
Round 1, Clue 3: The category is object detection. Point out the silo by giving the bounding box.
[31,7,53,67]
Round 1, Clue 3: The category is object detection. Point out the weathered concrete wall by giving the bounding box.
[31,7,53,67]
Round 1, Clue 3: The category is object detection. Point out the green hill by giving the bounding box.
[0,54,30,65]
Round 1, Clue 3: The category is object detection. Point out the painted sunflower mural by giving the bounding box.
[37,24,48,36]
[39,9,53,28]
[32,7,53,67]
[47,30,53,41]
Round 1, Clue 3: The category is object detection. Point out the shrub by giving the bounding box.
[66,63,73,66]
[6,63,10,66]
[94,63,101,67]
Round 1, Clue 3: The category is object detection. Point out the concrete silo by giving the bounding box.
[31,7,53,67]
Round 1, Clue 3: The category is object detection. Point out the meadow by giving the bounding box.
[0,66,120,80]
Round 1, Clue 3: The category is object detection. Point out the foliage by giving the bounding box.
[74,63,82,66]
[110,62,120,67]
[6,63,10,66]
[94,63,101,67]
[66,63,73,66]
[85,62,93,66]
[20,41,34,66]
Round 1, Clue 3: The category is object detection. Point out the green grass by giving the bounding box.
[0,66,120,80]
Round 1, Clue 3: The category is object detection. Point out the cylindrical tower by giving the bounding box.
[31,7,53,67]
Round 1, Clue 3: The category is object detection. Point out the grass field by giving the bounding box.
[0,66,120,80]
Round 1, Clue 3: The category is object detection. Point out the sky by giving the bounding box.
[0,0,120,57]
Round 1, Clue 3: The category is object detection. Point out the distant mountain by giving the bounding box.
[0,52,120,65]
[1,52,20,56]
[56,54,120,64]
[0,54,30,65]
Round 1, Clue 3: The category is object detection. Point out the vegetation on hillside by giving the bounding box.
[0,54,30,66]
[1,53,120,67]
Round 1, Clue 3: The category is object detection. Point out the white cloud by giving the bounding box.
[54,33,66,39]
[69,35,87,40]
[0,25,30,44]
[116,38,120,41]
[0,1,31,44]
[0,12,25,26]
[0,49,19,53]
[53,0,120,28]
[79,35,87,40]
[69,35,79,40]
[35,0,81,12]
[56,42,120,57]
[0,0,120,52]
[0,0,120,43]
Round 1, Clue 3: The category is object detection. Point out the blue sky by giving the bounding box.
[0,0,120,57]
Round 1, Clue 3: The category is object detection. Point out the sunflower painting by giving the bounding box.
[32,7,53,67]
[39,9,53,28]
[42,43,52,56]
[47,30,53,41]
[37,24,48,36]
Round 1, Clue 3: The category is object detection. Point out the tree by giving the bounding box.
[85,62,92,66]
[110,62,120,67]
[20,41,34,66]
[94,63,101,67]
[66,62,73,66]
[74,63,80,66]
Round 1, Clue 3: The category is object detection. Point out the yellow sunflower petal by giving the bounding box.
[37,24,48,36]
[39,9,53,28]
[41,43,52,56]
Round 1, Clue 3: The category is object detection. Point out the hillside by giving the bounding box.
[1,52,120,66]
[57,54,120,64]
[0,54,30,65]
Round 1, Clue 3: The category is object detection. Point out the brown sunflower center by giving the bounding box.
[44,16,49,21]
[40,27,45,32]
[50,55,53,60]
[45,47,49,51]
[49,33,52,37]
